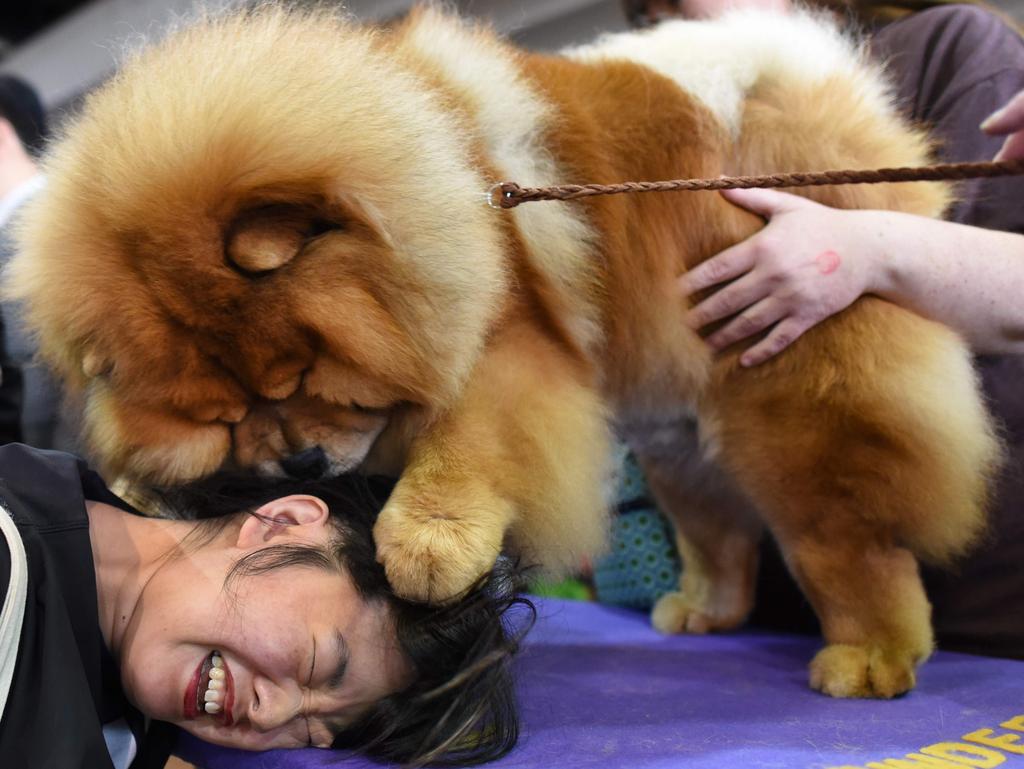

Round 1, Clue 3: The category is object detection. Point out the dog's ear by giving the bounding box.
[225,204,321,275]
[82,347,113,379]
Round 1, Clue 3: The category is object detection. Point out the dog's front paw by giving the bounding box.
[651,590,747,634]
[373,486,508,603]
[809,643,921,698]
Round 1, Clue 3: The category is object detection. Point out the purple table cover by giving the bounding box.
[177,597,1024,769]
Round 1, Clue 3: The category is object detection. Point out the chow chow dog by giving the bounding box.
[9,5,1000,697]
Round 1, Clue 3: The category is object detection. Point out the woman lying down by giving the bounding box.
[0,443,530,768]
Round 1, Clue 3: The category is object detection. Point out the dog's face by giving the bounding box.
[8,8,507,484]
[72,189,430,482]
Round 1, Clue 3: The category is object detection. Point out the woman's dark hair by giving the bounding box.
[154,472,535,767]
[621,0,677,27]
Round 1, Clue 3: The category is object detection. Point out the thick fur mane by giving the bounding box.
[395,7,605,357]
[10,5,508,410]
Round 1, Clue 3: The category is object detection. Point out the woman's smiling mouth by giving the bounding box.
[184,650,235,725]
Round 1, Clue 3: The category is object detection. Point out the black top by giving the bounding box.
[0,444,175,768]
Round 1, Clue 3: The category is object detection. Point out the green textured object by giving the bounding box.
[593,450,682,609]
[530,577,594,602]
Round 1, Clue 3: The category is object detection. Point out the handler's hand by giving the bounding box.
[983,89,1024,162]
[679,188,876,367]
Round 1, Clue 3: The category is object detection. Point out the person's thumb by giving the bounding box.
[981,90,1024,135]
[994,132,1024,162]
[719,187,813,219]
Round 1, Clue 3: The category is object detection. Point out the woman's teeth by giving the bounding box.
[204,652,225,714]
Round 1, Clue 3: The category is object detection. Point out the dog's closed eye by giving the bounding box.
[350,401,390,416]
[225,205,343,277]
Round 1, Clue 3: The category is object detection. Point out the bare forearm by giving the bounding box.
[681,90,1024,365]
[871,213,1024,355]
[682,190,1024,365]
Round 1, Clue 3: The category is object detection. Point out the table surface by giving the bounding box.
[177,597,1024,769]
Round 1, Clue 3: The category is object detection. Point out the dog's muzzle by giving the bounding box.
[279,446,329,479]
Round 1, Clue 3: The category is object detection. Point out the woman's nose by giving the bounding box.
[248,676,303,733]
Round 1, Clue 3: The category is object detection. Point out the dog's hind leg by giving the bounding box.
[770,518,933,698]
[703,296,999,697]
[634,442,763,634]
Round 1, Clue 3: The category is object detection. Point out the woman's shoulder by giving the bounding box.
[0,443,85,483]
[0,443,92,529]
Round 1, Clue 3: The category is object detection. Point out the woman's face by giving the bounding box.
[117,496,412,750]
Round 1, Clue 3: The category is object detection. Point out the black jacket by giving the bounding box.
[0,444,174,768]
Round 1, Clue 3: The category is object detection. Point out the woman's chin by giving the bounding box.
[178,722,302,751]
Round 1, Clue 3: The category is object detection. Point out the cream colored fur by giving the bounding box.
[399,10,603,355]
[567,9,891,137]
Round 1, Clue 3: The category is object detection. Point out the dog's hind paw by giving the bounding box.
[809,643,920,698]
[650,591,737,634]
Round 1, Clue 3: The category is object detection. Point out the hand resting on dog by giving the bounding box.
[681,91,1024,366]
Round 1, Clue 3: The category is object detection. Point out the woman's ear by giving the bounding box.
[0,119,16,150]
[235,495,331,549]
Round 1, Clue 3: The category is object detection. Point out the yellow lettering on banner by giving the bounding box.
[866,757,978,768]
[919,743,1007,767]
[965,729,1024,755]
[824,715,1024,769]
[1002,717,1024,733]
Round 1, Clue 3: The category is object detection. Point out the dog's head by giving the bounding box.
[8,7,507,484]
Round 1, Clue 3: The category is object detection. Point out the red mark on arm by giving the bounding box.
[815,249,841,275]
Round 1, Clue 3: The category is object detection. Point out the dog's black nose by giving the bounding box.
[280,446,329,479]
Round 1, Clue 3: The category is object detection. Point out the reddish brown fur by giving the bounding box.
[7,7,1000,697]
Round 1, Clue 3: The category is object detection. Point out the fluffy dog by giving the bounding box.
[9,5,1000,698]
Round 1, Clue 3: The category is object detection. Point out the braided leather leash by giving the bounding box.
[486,159,1024,209]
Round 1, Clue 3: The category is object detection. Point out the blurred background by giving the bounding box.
[7,0,1018,120]
[0,0,632,116]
